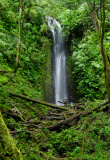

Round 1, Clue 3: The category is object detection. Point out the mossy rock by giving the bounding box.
[0,75,9,86]
[0,111,22,160]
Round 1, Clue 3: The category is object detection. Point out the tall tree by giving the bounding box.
[87,0,110,107]
[14,0,25,73]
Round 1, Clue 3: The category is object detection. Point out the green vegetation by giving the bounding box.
[72,31,106,100]
[0,0,110,159]
[0,111,22,160]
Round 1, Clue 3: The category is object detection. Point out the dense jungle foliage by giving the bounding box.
[0,0,110,159]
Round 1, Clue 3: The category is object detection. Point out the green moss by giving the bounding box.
[0,111,22,160]
[0,142,3,153]
[0,75,9,86]
[41,38,54,102]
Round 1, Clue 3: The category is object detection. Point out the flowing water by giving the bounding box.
[48,17,68,105]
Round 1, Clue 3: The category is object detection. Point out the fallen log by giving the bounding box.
[6,120,39,126]
[46,102,108,131]
[100,100,108,106]
[67,112,79,115]
[47,113,81,130]
[8,91,69,111]
[49,112,78,116]
[9,104,108,132]
[40,116,64,120]
[49,113,63,116]
[9,129,34,134]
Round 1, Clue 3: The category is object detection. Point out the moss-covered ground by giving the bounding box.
[0,70,110,160]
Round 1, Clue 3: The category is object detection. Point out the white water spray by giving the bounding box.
[48,17,68,105]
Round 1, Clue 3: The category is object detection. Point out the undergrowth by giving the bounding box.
[12,110,110,160]
[1,84,110,160]
[0,70,110,160]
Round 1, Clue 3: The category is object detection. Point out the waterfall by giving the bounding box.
[48,17,68,105]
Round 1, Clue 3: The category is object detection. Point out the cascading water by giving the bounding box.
[48,17,68,105]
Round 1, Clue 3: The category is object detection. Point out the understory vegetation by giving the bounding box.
[1,91,110,159]
[0,0,110,159]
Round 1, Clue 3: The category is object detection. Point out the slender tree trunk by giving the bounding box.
[14,0,23,73]
[87,0,110,106]
[0,111,22,160]
[100,0,110,105]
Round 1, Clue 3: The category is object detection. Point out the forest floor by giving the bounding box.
[0,71,110,160]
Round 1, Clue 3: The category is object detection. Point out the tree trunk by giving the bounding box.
[87,0,110,107]
[14,0,24,73]
[0,111,22,160]
[8,91,69,111]
[100,0,110,105]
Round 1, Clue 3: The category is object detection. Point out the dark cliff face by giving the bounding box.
[65,24,85,103]
[65,45,78,103]
[41,29,55,104]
